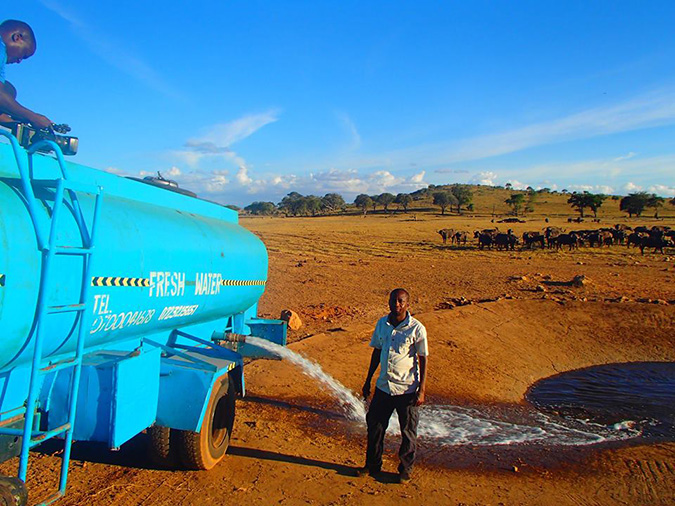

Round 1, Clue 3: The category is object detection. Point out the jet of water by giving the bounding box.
[246,336,367,420]
[244,336,641,446]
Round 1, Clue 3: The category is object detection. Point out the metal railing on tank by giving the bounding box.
[0,130,103,504]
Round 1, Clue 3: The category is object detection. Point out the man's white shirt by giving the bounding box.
[370,313,428,395]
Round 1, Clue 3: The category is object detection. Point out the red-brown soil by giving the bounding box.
[3,214,674,505]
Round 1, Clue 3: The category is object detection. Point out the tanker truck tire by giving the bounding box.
[0,476,27,506]
[178,374,235,470]
[148,425,180,469]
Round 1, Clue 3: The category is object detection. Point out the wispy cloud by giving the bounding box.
[335,111,362,150]
[175,110,280,168]
[40,0,181,99]
[334,88,675,171]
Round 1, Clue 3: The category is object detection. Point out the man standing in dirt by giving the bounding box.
[357,288,428,483]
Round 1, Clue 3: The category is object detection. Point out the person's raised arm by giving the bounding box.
[362,348,380,399]
[416,355,427,406]
[0,81,52,128]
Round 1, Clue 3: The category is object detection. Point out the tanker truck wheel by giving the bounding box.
[178,374,236,470]
[148,425,180,469]
[0,476,28,506]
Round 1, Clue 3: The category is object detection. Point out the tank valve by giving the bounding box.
[211,331,247,344]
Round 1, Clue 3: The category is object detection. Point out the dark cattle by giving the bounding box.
[522,231,545,249]
[610,228,627,245]
[626,232,648,248]
[453,231,469,246]
[587,231,601,247]
[476,233,493,250]
[649,226,670,239]
[494,232,518,251]
[437,228,455,244]
[555,233,579,251]
[545,227,564,248]
[614,224,632,232]
[599,230,613,247]
[639,236,674,255]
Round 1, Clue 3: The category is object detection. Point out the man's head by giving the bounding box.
[388,288,410,320]
[1,20,36,64]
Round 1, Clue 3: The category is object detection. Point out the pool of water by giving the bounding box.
[526,362,675,439]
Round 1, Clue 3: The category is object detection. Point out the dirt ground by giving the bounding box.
[4,214,675,505]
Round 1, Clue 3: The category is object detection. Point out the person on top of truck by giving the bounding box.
[0,19,53,129]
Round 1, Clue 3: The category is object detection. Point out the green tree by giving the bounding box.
[394,193,413,212]
[279,192,306,216]
[620,192,651,217]
[244,201,276,215]
[567,192,606,218]
[305,195,322,216]
[505,193,525,215]
[354,194,373,215]
[321,193,345,213]
[377,192,395,212]
[450,185,473,213]
[432,191,457,215]
[647,194,665,217]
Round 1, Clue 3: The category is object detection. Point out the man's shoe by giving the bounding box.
[354,466,380,478]
[398,469,412,484]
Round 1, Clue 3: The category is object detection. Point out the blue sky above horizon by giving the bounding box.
[5,1,675,206]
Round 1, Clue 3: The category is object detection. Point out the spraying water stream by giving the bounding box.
[245,336,642,447]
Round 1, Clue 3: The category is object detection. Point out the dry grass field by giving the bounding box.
[4,206,675,505]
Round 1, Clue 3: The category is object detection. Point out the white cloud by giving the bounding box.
[236,166,253,185]
[409,171,426,184]
[469,171,498,185]
[568,184,615,194]
[623,182,643,192]
[189,110,280,149]
[614,152,637,162]
[506,180,530,190]
[166,166,181,177]
[173,110,279,172]
[647,184,675,197]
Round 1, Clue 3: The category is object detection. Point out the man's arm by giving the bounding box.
[416,355,427,406]
[0,81,52,128]
[362,348,380,399]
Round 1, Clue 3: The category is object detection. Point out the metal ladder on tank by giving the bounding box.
[0,131,103,504]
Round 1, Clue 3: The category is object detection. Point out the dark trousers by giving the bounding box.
[365,388,419,473]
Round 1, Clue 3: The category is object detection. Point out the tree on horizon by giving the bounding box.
[395,193,413,212]
[505,193,525,215]
[433,191,457,215]
[620,192,651,217]
[377,193,395,212]
[567,192,606,218]
[450,185,473,213]
[354,194,373,215]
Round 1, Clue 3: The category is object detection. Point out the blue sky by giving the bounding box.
[5,1,675,206]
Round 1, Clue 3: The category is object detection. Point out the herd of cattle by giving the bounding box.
[437,225,675,255]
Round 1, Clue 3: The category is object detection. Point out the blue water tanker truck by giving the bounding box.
[0,128,286,504]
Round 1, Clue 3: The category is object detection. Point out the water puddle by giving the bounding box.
[246,336,645,447]
[526,362,675,439]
